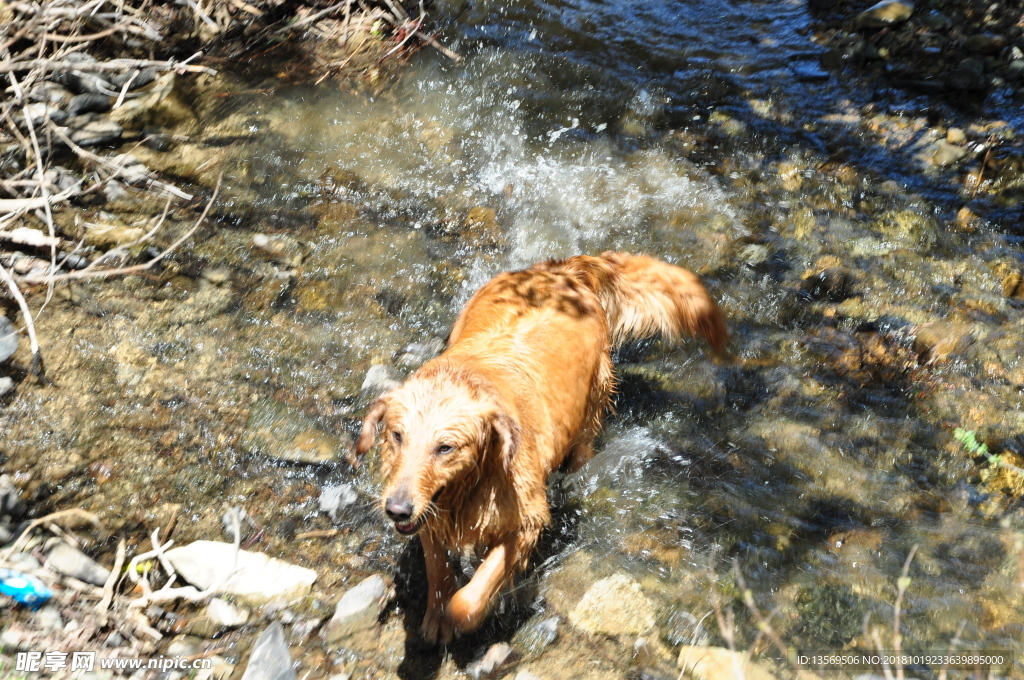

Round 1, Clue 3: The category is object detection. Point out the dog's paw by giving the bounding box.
[420,606,455,646]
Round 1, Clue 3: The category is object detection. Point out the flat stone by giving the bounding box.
[68,118,123,147]
[241,622,295,680]
[46,542,111,586]
[0,316,18,363]
[241,398,352,464]
[67,93,112,116]
[28,81,73,108]
[945,128,966,144]
[165,541,317,606]
[19,102,67,127]
[568,573,655,636]
[856,0,913,29]
[324,574,390,643]
[932,140,967,166]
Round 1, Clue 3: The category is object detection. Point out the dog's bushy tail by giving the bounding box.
[553,251,728,353]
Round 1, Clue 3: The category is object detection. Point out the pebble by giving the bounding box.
[945,128,966,144]
[947,58,988,91]
[28,81,73,108]
[241,622,296,680]
[912,322,974,364]
[0,377,12,398]
[855,0,914,29]
[1002,271,1023,299]
[568,573,656,636]
[932,140,967,166]
[0,316,18,363]
[466,642,518,680]
[102,180,131,203]
[1008,61,1024,81]
[19,102,67,127]
[319,484,358,522]
[323,574,390,643]
[240,398,353,464]
[799,267,856,301]
[34,605,64,633]
[251,233,308,267]
[68,117,123,146]
[164,540,317,606]
[45,542,111,586]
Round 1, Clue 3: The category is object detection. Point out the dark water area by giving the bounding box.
[2,0,1023,678]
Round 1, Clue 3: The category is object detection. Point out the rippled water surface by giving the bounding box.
[4,0,1024,677]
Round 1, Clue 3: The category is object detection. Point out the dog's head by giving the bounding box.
[353,371,519,536]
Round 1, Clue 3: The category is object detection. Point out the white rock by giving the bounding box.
[46,542,111,586]
[165,541,317,606]
[323,574,390,643]
[319,484,358,522]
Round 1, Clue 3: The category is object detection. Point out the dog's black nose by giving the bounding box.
[385,498,415,522]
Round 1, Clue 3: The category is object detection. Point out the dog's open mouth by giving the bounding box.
[393,516,423,535]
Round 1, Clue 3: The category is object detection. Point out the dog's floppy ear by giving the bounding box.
[491,412,520,472]
[352,397,388,467]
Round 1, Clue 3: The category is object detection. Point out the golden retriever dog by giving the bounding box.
[354,251,727,644]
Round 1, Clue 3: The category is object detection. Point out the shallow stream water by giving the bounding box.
[3,0,1024,677]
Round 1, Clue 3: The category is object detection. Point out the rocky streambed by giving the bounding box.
[2,0,1024,678]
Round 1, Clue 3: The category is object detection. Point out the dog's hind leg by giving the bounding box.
[445,532,534,636]
[420,529,458,644]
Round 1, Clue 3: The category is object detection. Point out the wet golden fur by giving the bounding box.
[354,252,727,643]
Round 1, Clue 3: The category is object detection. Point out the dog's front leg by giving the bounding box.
[445,536,525,636]
[419,529,457,644]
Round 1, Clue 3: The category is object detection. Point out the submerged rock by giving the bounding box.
[856,0,913,29]
[68,117,123,147]
[242,622,295,680]
[677,646,776,680]
[513,616,559,657]
[45,542,111,586]
[799,267,856,302]
[568,573,655,636]
[319,484,358,522]
[165,540,317,606]
[932,140,967,167]
[912,322,974,364]
[323,574,390,643]
[241,398,353,464]
[251,233,309,267]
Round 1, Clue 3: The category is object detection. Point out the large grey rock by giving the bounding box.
[241,623,295,680]
[856,0,913,29]
[164,541,317,606]
[568,573,655,636]
[241,398,352,464]
[323,575,390,643]
[46,542,111,586]
[0,316,17,363]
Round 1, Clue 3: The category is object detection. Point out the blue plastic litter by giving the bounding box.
[0,567,53,609]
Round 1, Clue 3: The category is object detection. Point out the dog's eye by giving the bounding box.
[391,431,403,445]
[436,444,454,455]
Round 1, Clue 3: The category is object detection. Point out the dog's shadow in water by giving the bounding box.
[393,489,583,679]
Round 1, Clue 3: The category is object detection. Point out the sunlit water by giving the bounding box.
[3,0,1023,676]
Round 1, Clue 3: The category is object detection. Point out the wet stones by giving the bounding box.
[799,267,856,301]
[1001,269,1024,300]
[467,642,518,680]
[323,574,391,644]
[67,93,112,116]
[68,116,124,147]
[568,573,656,636]
[855,0,913,30]
[241,398,353,464]
[251,233,309,267]
[911,321,974,364]
[931,140,967,167]
[165,540,318,606]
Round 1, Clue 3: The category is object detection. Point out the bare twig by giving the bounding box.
[0,57,216,76]
[19,172,221,285]
[0,508,103,561]
[96,537,127,615]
